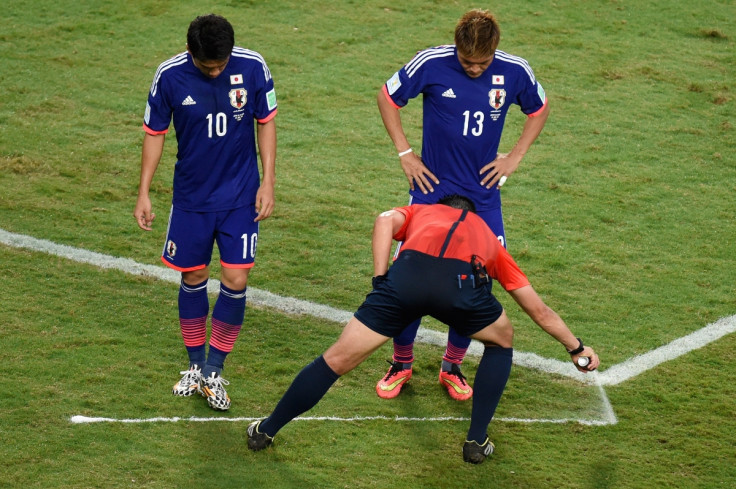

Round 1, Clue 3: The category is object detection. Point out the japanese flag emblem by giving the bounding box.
[229,88,247,109]
[230,74,243,84]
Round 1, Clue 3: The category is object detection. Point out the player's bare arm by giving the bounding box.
[254,118,276,222]
[508,284,600,372]
[479,102,550,189]
[134,132,165,231]
[377,90,439,194]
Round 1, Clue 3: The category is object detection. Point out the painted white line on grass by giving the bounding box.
[596,314,736,386]
[422,327,594,383]
[2,228,617,426]
[70,414,612,425]
[0,228,586,379]
[2,228,733,386]
[0,228,353,321]
[594,373,618,425]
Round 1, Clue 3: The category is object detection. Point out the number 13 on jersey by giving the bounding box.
[462,110,484,136]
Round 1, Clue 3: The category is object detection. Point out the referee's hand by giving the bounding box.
[572,346,599,372]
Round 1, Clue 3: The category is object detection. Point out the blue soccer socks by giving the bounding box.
[260,355,340,437]
[178,279,209,367]
[466,346,513,443]
[204,284,246,377]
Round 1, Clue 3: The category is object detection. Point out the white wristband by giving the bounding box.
[398,148,413,157]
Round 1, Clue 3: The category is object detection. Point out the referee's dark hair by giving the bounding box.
[437,194,476,213]
[187,14,235,61]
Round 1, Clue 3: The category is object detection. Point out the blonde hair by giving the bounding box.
[454,9,500,58]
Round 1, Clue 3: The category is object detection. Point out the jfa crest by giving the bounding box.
[166,240,177,258]
[229,88,247,109]
[488,89,506,110]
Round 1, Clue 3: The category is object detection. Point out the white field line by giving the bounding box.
[69,414,609,425]
[596,314,736,386]
[5,228,618,427]
[69,371,618,426]
[2,227,733,387]
[2,228,732,427]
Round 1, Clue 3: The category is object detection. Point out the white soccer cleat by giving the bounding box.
[172,365,202,397]
[200,372,231,411]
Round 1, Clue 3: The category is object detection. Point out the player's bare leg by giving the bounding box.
[249,318,390,450]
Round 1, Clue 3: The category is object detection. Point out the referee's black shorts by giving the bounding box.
[354,250,504,338]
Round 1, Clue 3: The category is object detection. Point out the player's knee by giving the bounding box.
[220,268,250,291]
[473,312,514,348]
[182,267,209,286]
[323,350,357,376]
[483,325,513,348]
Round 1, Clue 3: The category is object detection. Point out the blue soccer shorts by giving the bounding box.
[161,205,259,271]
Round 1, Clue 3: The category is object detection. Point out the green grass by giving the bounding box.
[1,0,735,487]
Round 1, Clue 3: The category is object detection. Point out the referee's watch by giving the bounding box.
[566,338,585,356]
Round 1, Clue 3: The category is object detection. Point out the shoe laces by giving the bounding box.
[178,367,202,382]
[447,365,468,386]
[383,360,408,381]
[204,374,230,390]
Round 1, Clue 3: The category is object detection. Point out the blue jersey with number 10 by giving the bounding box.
[144,48,277,212]
[383,45,546,212]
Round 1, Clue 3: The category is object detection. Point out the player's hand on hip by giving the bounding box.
[480,153,520,189]
[400,153,439,194]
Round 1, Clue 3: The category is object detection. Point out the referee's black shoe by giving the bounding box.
[463,435,495,464]
[247,419,274,451]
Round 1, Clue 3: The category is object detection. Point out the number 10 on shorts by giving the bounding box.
[242,233,258,259]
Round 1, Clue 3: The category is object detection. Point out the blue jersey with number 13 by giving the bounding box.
[383,45,546,212]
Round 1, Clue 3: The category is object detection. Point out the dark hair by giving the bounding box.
[437,194,476,212]
[454,9,500,58]
[187,14,235,61]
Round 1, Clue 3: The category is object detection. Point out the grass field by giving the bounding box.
[1,0,735,487]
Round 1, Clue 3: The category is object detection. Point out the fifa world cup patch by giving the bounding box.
[387,72,402,95]
[266,89,277,111]
[229,89,247,109]
[166,240,177,258]
[488,88,506,110]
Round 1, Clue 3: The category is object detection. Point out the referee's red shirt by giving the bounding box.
[394,204,530,292]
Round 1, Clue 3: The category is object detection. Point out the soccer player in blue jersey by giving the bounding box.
[376,9,550,401]
[133,14,278,411]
